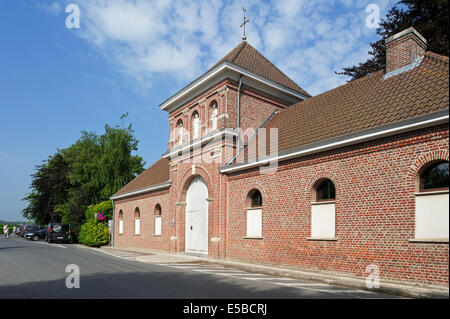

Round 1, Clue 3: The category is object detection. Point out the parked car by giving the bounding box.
[45,223,71,243]
[26,226,46,241]
[24,225,39,239]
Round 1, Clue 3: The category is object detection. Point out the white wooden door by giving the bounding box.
[185,176,208,254]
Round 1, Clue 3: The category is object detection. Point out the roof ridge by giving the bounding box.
[279,70,384,116]
[241,43,311,96]
[230,41,248,63]
[112,157,170,197]
[425,51,449,64]
[208,41,309,96]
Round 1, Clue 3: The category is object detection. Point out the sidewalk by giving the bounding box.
[99,245,449,299]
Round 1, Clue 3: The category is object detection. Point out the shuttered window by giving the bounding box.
[246,208,262,238]
[134,218,140,235]
[155,216,162,236]
[119,220,123,234]
[311,202,335,238]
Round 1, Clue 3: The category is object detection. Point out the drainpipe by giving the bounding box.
[237,75,244,152]
[111,198,115,246]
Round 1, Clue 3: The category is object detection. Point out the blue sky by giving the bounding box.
[0,0,396,222]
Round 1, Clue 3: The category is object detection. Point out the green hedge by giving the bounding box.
[78,219,109,247]
[78,201,112,247]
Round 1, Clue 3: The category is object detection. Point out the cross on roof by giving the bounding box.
[240,7,250,41]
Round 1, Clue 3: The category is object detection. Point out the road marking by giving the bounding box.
[173,267,239,272]
[321,289,375,294]
[95,250,143,260]
[279,282,332,286]
[30,241,66,248]
[160,263,388,298]
[256,277,295,281]
[223,273,269,277]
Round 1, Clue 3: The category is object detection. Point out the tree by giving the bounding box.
[98,124,144,199]
[22,119,145,241]
[64,131,102,205]
[337,0,449,81]
[22,152,71,225]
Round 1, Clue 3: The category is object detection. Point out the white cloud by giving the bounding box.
[61,0,397,95]
[36,2,61,15]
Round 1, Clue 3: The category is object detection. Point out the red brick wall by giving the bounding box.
[167,78,294,149]
[226,81,290,144]
[225,124,449,287]
[168,81,229,150]
[114,189,171,252]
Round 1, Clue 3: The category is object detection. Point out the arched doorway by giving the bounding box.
[185,176,209,255]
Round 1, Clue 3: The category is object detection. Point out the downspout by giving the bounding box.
[111,198,115,246]
[237,75,244,153]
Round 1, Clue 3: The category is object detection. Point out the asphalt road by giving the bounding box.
[0,236,399,299]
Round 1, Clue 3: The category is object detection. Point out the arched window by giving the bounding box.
[154,204,162,236]
[316,179,336,201]
[191,111,200,139]
[118,210,124,235]
[247,189,262,207]
[415,161,449,241]
[134,208,140,236]
[311,179,336,239]
[176,119,184,146]
[246,189,262,238]
[209,101,218,131]
[420,161,449,191]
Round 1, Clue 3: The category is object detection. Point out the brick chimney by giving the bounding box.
[385,27,427,73]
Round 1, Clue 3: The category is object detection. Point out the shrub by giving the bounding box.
[78,219,109,247]
[85,201,113,221]
[78,200,112,247]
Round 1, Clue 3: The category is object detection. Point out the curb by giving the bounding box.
[202,259,449,299]
[100,246,449,299]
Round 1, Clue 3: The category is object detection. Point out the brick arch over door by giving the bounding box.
[177,166,214,203]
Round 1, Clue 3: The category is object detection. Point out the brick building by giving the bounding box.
[111,27,449,288]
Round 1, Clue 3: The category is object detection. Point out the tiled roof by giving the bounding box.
[112,158,170,197]
[212,41,310,97]
[237,52,449,162]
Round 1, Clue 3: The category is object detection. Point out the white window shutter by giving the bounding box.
[311,203,335,238]
[155,216,162,235]
[247,208,262,237]
[415,193,449,239]
[135,219,140,235]
[119,220,123,234]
